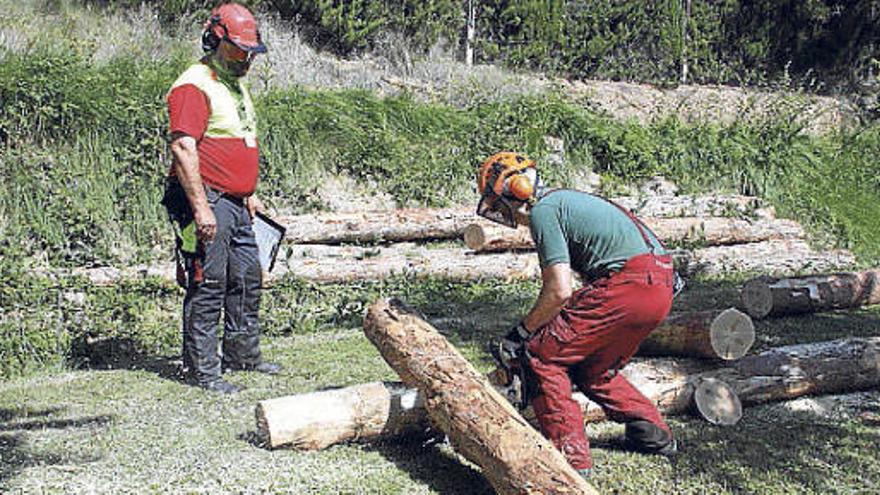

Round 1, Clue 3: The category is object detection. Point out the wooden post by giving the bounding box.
[363,298,598,494]
[741,270,880,319]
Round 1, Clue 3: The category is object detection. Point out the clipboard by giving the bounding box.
[252,211,286,272]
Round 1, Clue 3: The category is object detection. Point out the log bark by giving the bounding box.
[639,308,755,360]
[256,336,880,451]
[363,298,597,494]
[740,269,880,319]
[464,217,804,252]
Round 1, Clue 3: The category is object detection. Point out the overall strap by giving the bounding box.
[601,196,666,252]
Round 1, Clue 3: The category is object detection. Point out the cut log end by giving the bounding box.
[463,223,487,251]
[741,278,773,319]
[694,377,742,426]
[709,308,756,360]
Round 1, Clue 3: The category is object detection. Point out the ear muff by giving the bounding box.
[506,173,534,200]
[201,14,223,52]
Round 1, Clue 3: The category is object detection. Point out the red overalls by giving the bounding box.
[525,210,675,470]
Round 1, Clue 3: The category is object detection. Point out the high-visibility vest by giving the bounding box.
[169,62,257,142]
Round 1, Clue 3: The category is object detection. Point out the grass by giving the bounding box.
[2,274,880,493]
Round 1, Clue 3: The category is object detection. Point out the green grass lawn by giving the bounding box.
[2,276,880,494]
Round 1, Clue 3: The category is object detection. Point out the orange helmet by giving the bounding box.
[202,3,267,54]
[477,151,537,201]
[476,152,539,228]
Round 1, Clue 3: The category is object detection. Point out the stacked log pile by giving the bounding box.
[66,193,855,286]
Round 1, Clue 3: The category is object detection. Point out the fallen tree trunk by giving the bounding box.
[277,207,480,244]
[673,239,855,277]
[706,337,880,405]
[639,308,755,360]
[740,269,880,319]
[363,298,597,494]
[464,217,804,252]
[257,336,880,451]
[277,194,768,245]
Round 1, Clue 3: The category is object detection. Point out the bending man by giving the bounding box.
[477,152,677,477]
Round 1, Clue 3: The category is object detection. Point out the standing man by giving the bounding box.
[477,152,678,477]
[162,3,280,394]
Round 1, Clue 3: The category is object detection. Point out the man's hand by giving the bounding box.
[193,204,217,243]
[246,194,264,219]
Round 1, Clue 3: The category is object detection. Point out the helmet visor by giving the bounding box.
[477,194,518,229]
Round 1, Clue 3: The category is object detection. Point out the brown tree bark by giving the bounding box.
[256,336,880,451]
[640,308,755,360]
[363,298,597,494]
[463,217,804,252]
[740,269,880,319]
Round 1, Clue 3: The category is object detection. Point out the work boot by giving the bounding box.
[624,420,678,457]
[224,361,282,375]
[200,379,242,394]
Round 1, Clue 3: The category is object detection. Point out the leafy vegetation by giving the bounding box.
[80,0,880,96]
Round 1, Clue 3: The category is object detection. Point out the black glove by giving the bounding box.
[498,321,531,365]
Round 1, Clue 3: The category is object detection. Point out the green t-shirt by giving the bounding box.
[528,190,666,279]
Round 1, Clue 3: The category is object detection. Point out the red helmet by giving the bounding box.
[203,3,267,54]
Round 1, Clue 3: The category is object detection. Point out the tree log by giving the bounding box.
[257,336,880,451]
[673,239,855,277]
[740,269,880,319]
[639,308,755,360]
[463,217,804,252]
[706,337,880,405]
[363,298,597,494]
[432,309,754,361]
[255,382,430,450]
[276,194,768,245]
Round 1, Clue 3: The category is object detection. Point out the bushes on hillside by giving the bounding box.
[2,48,879,269]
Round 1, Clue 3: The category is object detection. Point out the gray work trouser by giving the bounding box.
[179,187,263,385]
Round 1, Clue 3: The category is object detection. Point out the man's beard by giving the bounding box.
[215,55,251,79]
